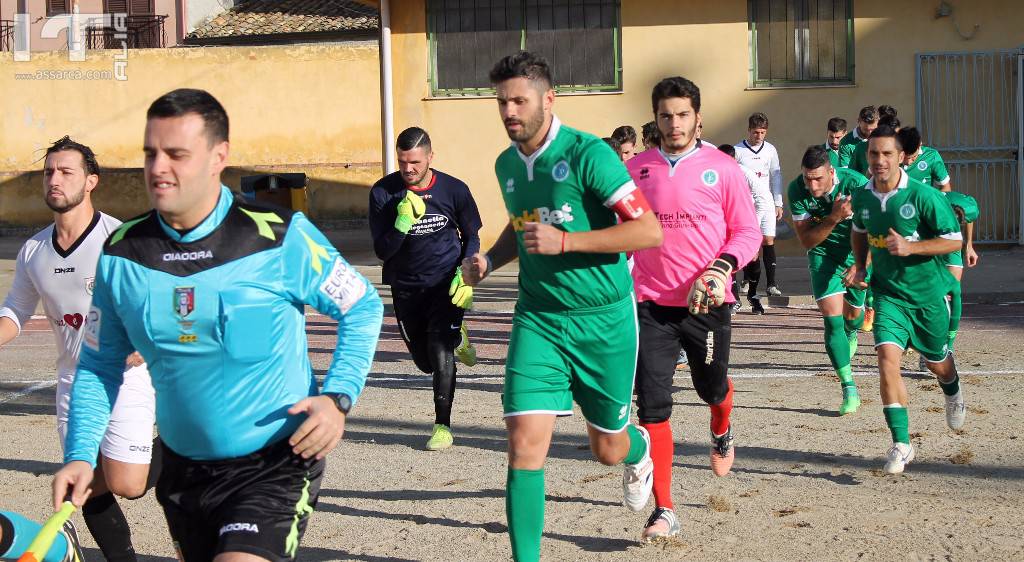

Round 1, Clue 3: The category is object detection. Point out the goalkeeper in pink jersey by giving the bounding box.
[627,76,761,541]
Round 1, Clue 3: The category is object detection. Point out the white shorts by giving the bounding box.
[57,364,156,465]
[752,193,776,238]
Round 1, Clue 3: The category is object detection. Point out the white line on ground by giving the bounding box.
[0,380,55,404]
[682,369,1023,380]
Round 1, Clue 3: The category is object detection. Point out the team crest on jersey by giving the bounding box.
[701,169,719,187]
[505,178,515,193]
[861,209,870,221]
[552,160,571,182]
[84,277,95,295]
[174,287,195,319]
[917,160,929,171]
[899,203,916,219]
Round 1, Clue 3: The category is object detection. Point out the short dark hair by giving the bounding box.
[869,125,903,150]
[897,126,922,155]
[147,88,229,145]
[717,143,736,158]
[878,115,901,130]
[878,104,898,119]
[396,127,431,152]
[602,137,622,153]
[801,145,832,170]
[858,105,879,123]
[650,76,701,114]
[489,51,552,89]
[611,125,637,145]
[827,117,848,133]
[642,121,660,145]
[748,112,769,129]
[45,136,100,176]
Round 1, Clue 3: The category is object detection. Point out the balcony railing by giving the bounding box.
[86,14,167,49]
[1,20,14,52]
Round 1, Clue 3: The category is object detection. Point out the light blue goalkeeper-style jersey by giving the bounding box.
[66,185,383,463]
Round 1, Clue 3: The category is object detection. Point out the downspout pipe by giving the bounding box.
[379,0,396,175]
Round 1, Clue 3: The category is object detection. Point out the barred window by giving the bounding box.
[748,0,854,88]
[428,0,621,96]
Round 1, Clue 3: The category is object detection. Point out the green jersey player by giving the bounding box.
[846,126,965,475]
[898,126,953,192]
[460,52,663,562]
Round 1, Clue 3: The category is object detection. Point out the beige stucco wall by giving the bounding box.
[389,0,1024,250]
[0,41,382,225]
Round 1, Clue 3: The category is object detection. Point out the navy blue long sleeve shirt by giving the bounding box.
[368,170,482,288]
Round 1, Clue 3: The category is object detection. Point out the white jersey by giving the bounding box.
[0,212,121,375]
[734,139,783,207]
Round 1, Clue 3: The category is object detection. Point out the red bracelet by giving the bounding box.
[560,231,567,254]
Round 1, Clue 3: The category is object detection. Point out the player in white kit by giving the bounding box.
[734,113,784,304]
[0,137,156,561]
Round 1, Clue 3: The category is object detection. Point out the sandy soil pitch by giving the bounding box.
[1,280,1022,561]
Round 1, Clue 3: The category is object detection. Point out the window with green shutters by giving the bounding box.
[427,0,622,97]
[748,0,855,88]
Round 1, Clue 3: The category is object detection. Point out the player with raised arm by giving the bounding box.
[627,77,761,540]
[51,89,383,560]
[460,52,662,562]
[788,145,870,415]
[0,137,156,562]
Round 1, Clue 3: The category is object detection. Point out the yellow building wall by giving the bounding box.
[389,0,1024,251]
[0,41,382,225]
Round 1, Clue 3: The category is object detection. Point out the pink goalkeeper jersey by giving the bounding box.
[628,146,762,306]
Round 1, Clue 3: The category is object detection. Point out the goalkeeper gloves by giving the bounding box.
[394,190,426,234]
[687,258,733,315]
[449,267,473,309]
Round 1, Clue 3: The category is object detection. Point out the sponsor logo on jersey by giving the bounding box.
[129,444,151,453]
[85,277,94,295]
[408,214,449,236]
[178,334,198,343]
[83,306,101,351]
[319,258,367,314]
[219,522,259,536]
[505,178,515,193]
[917,160,929,171]
[861,209,870,221]
[899,203,916,219]
[509,203,575,231]
[62,313,83,330]
[618,404,628,420]
[701,169,719,187]
[868,233,888,249]
[54,267,75,274]
[174,287,195,319]
[552,160,571,182]
[638,168,650,180]
[162,250,213,262]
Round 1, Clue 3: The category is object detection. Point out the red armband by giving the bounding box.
[610,188,651,221]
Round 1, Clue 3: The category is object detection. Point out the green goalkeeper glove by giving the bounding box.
[449,267,473,309]
[395,190,426,234]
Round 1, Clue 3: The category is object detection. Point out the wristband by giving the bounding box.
[560,231,567,254]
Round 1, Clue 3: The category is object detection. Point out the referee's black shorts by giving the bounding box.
[635,301,733,423]
[156,438,325,561]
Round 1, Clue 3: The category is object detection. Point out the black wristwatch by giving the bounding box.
[322,393,353,414]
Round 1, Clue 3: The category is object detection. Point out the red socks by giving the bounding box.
[709,378,734,436]
[640,420,674,510]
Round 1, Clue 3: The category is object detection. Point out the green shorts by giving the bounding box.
[808,253,868,308]
[504,296,638,433]
[873,294,951,362]
[940,249,964,268]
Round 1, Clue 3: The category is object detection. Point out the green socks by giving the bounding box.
[938,374,961,397]
[948,330,958,352]
[507,468,545,562]
[623,424,647,466]
[844,309,865,334]
[948,283,962,352]
[883,404,910,444]
[823,316,852,377]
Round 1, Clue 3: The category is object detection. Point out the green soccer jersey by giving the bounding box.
[903,146,950,188]
[788,167,869,263]
[495,116,634,310]
[944,191,979,223]
[837,128,867,168]
[848,141,870,176]
[851,170,962,307]
[824,143,840,168]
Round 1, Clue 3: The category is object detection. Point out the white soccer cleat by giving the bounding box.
[883,442,915,474]
[622,426,654,512]
[945,391,967,430]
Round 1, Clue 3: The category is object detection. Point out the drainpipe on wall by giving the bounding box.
[379,0,396,175]
[178,0,187,44]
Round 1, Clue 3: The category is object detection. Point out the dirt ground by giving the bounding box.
[2,272,1023,561]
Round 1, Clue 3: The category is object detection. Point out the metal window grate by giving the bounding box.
[428,0,621,96]
[748,0,853,87]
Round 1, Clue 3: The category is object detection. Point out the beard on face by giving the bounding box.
[660,121,698,153]
[504,103,546,143]
[45,185,85,214]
